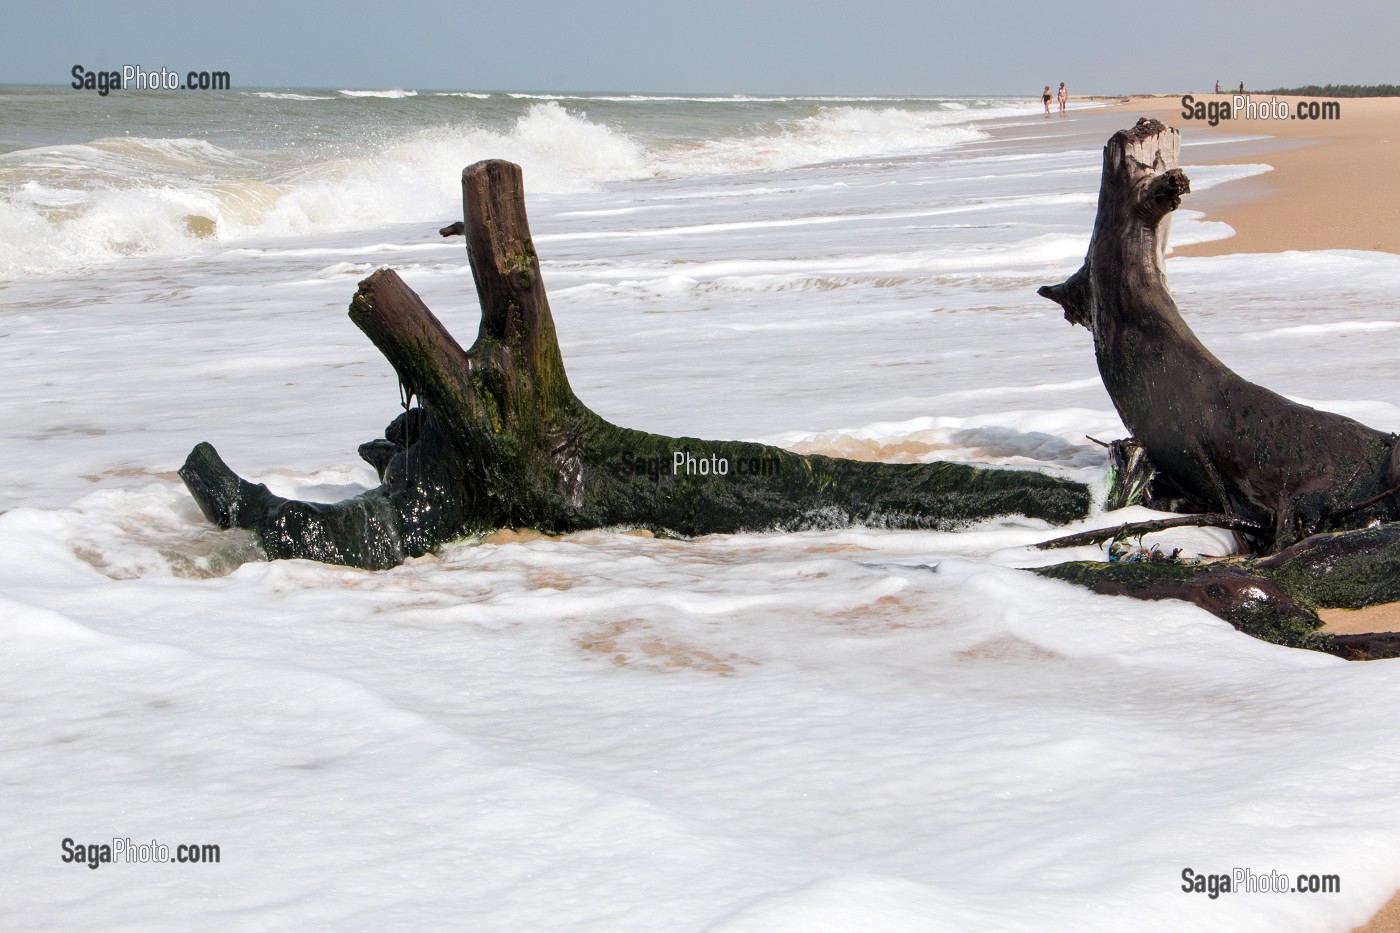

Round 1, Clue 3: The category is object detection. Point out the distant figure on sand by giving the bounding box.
[1215,79,1220,93]
[1057,82,1067,113]
[1042,86,1052,114]
[1239,81,1244,93]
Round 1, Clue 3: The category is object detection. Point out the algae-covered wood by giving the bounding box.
[181,160,1090,570]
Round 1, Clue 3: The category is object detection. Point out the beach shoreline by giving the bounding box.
[1084,94,1400,256]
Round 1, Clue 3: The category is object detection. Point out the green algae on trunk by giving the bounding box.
[1032,521,1400,659]
[180,160,1090,571]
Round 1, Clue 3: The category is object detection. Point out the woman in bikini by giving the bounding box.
[1057,82,1067,114]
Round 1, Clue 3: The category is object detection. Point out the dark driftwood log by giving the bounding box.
[180,159,1090,570]
[1033,514,1266,551]
[1038,118,1400,552]
[1030,119,1400,658]
[1033,523,1400,659]
[1034,559,1329,649]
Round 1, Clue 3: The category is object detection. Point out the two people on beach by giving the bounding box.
[1043,83,1067,115]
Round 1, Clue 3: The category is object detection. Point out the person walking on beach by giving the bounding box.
[1042,85,1052,115]
[1215,79,1220,93]
[1057,82,1067,113]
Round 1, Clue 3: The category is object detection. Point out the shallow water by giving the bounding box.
[4,90,1400,931]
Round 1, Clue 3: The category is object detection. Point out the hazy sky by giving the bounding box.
[8,0,1396,95]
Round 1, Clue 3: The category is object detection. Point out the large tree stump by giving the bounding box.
[180,160,1090,569]
[1038,119,1400,552]
[1032,119,1400,657]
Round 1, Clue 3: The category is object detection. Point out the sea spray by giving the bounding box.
[0,92,1024,278]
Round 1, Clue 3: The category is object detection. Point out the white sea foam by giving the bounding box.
[337,88,418,98]
[0,105,646,276]
[1264,320,1400,337]
[507,92,1026,104]
[5,93,1400,930]
[658,106,998,176]
[0,101,1021,279]
[1186,162,1272,190]
[238,104,651,240]
[248,91,335,101]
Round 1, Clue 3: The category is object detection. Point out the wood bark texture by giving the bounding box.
[181,160,1090,570]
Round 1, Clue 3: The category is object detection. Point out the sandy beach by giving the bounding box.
[1356,892,1400,933]
[1092,94,1400,256]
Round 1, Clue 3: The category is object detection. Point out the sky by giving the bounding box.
[6,0,1397,96]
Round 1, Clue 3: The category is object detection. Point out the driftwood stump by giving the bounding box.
[1034,119,1400,658]
[1039,118,1400,551]
[180,160,1090,569]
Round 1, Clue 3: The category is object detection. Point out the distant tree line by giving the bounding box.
[1258,84,1400,97]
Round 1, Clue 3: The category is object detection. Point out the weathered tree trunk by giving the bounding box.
[1038,119,1400,551]
[181,160,1090,569]
[1031,119,1400,658]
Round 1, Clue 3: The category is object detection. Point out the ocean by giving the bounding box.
[5,85,1400,931]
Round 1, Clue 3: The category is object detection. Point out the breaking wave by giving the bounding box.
[0,99,1005,278]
